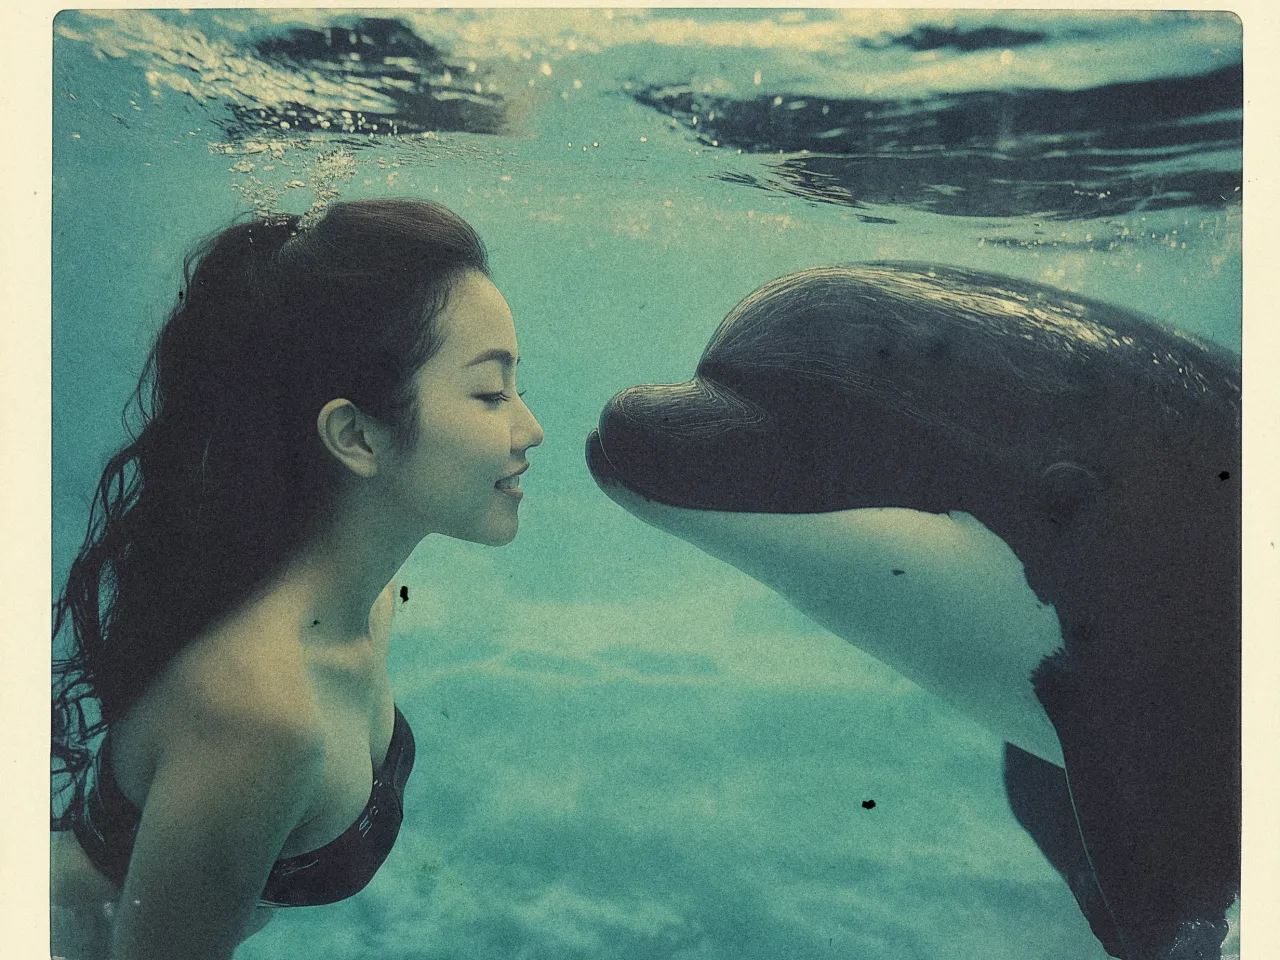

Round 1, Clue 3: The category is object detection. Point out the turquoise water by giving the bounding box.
[52,9,1242,959]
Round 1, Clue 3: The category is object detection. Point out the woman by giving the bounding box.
[50,198,544,959]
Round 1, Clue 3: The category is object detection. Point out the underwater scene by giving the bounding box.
[52,8,1243,960]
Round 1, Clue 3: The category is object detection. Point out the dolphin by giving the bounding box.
[584,264,1240,960]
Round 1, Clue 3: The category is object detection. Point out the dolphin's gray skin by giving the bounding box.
[585,264,1240,960]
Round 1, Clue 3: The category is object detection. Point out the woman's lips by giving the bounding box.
[496,468,526,498]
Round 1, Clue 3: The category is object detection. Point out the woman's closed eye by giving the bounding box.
[476,390,527,405]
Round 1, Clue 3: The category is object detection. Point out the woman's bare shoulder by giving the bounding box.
[168,593,318,710]
[116,603,324,791]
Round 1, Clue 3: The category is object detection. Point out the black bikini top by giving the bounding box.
[69,706,416,908]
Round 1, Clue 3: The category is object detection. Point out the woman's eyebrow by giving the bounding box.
[465,349,519,368]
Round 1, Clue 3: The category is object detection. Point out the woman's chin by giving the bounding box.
[481,527,518,547]
[458,515,520,547]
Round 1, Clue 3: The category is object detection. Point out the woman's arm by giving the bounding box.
[107,699,324,960]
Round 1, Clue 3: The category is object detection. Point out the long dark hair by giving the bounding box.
[52,198,488,826]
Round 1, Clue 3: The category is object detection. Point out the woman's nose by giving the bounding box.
[517,397,544,451]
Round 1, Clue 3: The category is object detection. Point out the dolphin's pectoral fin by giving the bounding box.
[1003,742,1127,959]
[1028,650,1237,960]
[1037,461,1103,526]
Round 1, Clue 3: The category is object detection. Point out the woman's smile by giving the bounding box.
[496,463,528,498]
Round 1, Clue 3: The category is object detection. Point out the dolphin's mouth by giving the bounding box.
[585,427,667,516]
[586,425,691,510]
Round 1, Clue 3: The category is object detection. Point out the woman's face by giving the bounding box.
[386,270,544,546]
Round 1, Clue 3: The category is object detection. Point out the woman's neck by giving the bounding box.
[276,490,422,645]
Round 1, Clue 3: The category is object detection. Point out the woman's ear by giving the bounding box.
[316,399,391,478]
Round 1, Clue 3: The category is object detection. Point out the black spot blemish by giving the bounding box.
[177,290,184,301]
[312,619,320,626]
[862,800,876,809]
[399,585,409,603]
[891,569,905,576]
[1218,471,1231,481]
